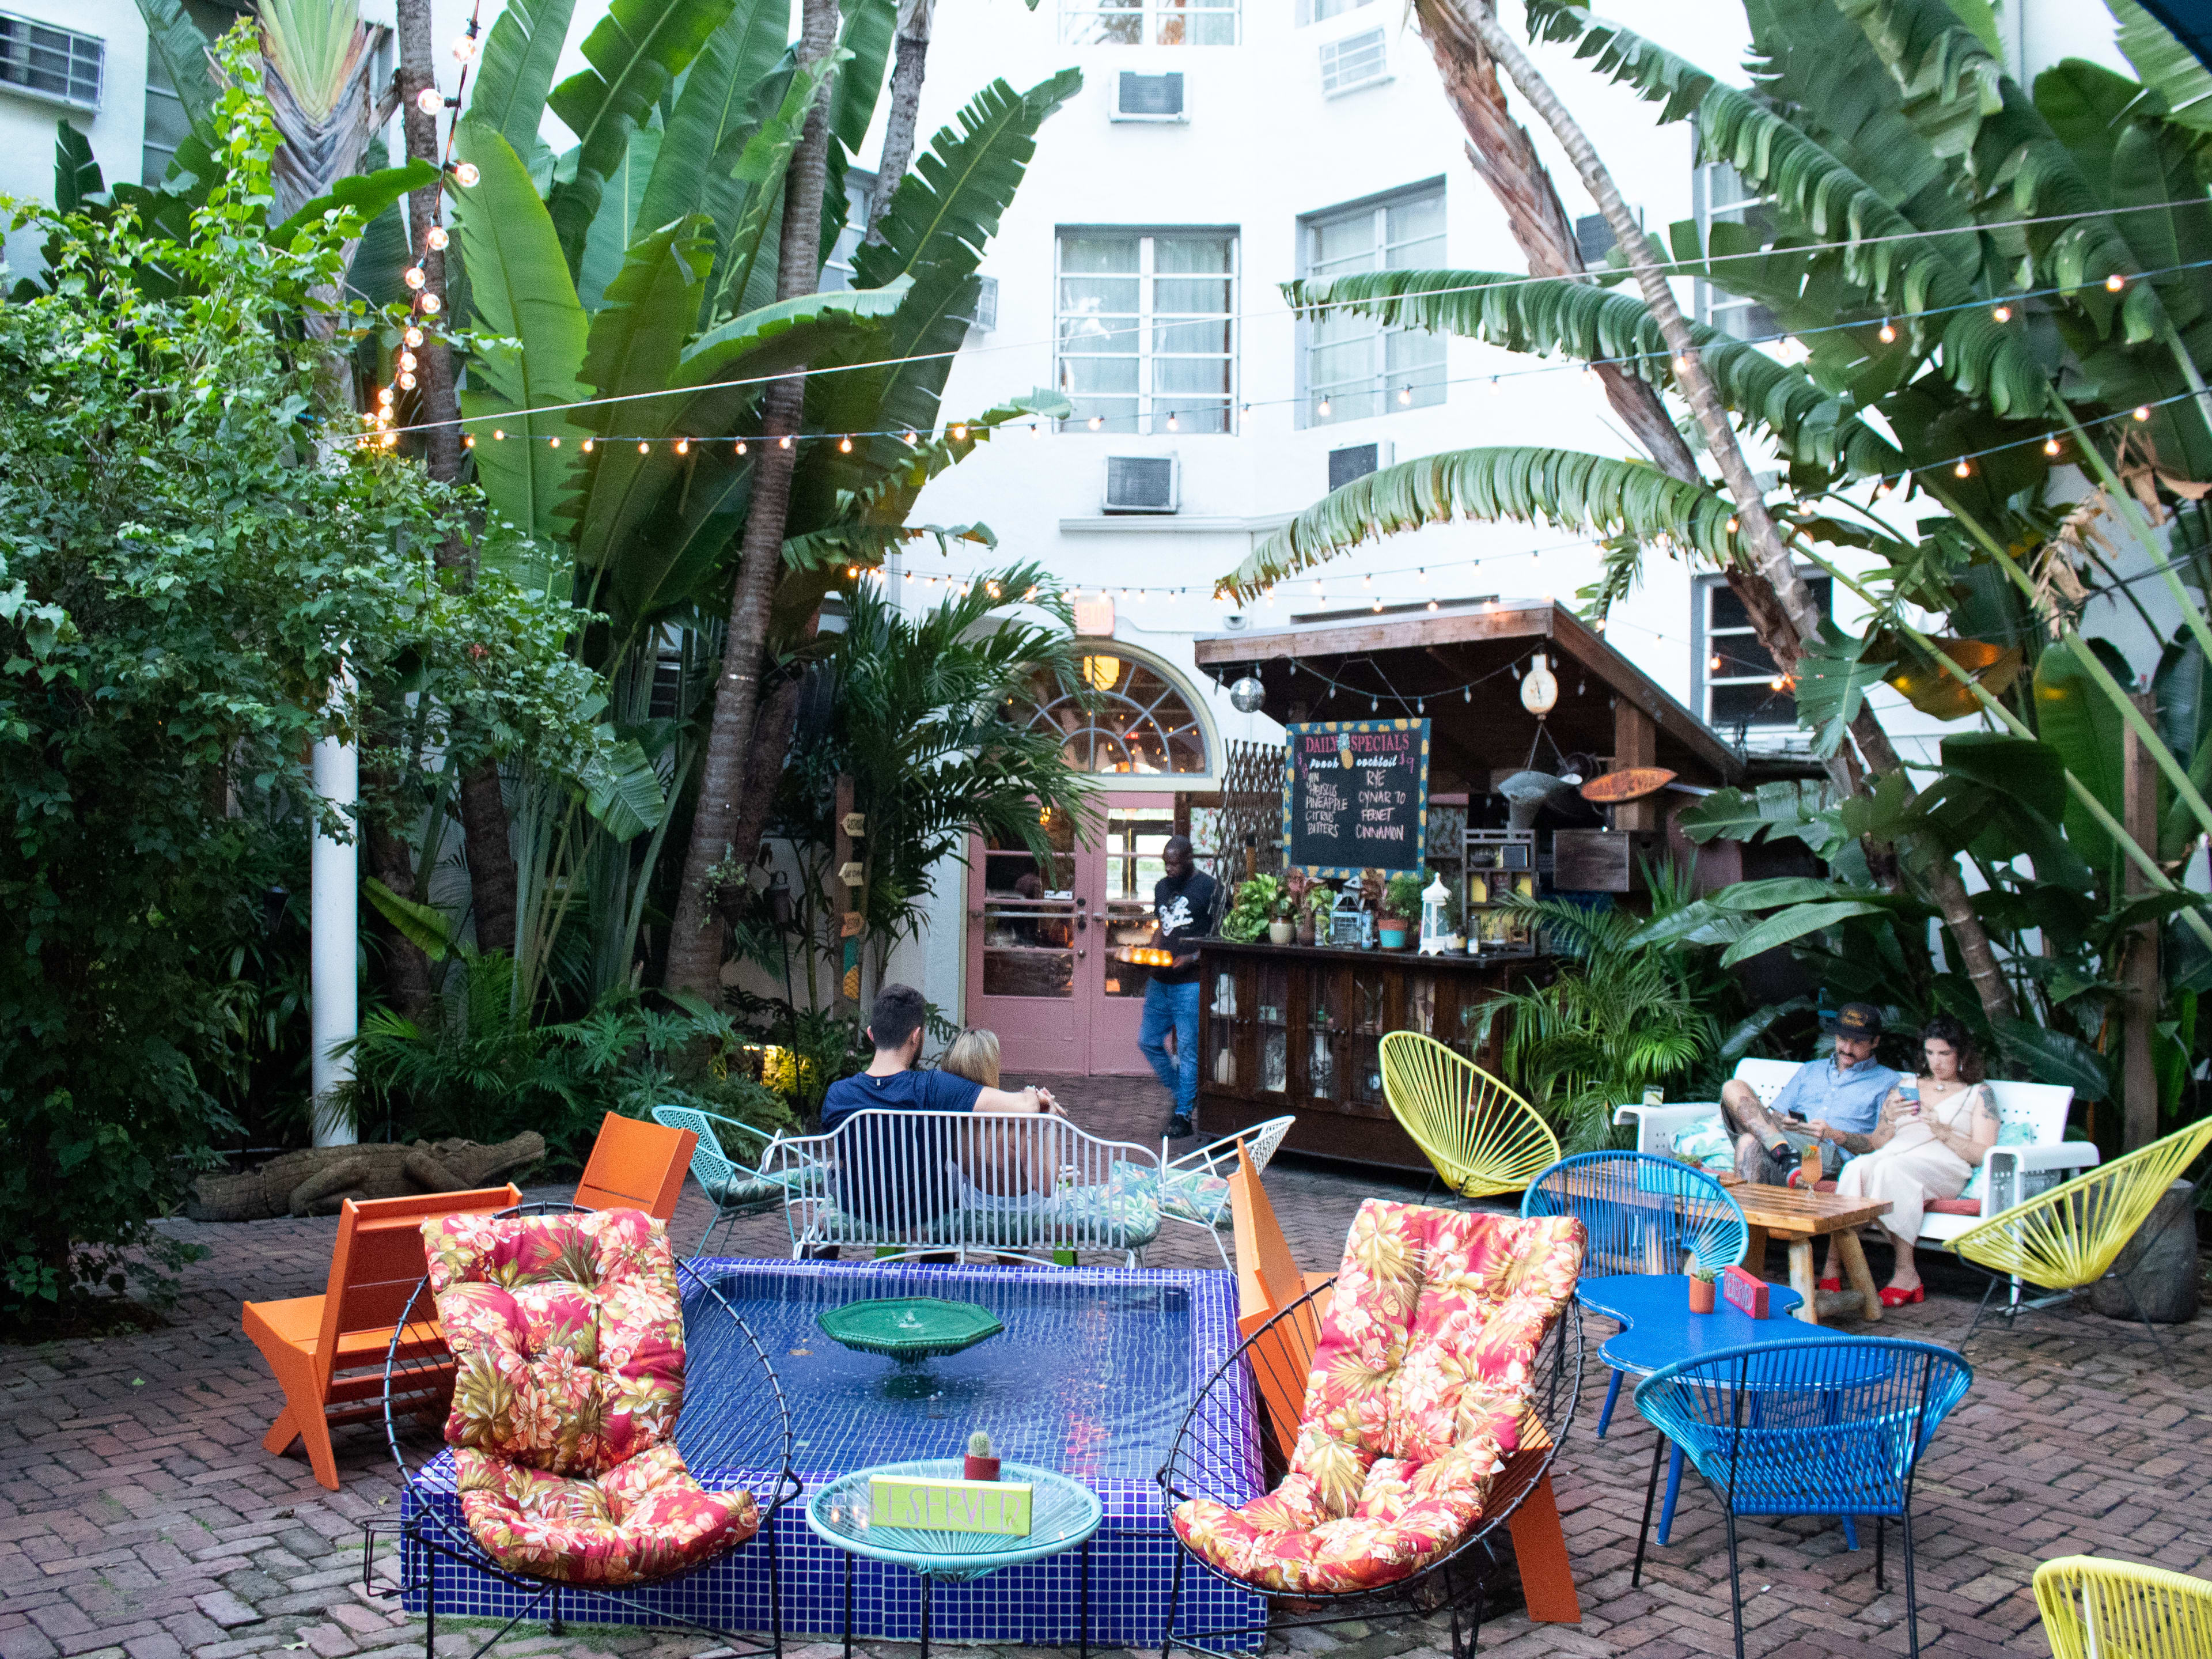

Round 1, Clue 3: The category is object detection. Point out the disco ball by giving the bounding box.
[1229,675,1266,713]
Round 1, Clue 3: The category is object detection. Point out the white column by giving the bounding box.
[310,726,359,1147]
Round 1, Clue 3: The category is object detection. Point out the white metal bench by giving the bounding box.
[1612,1058,2097,1248]
[760,1108,1165,1266]
[1156,1115,1296,1270]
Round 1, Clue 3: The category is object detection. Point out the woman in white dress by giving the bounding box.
[1815,1018,1999,1306]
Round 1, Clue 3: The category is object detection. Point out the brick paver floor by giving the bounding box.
[5,1073,2209,1659]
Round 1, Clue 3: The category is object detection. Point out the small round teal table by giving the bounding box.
[805,1458,1103,1659]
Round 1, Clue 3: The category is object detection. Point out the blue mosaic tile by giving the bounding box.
[400,1260,1266,1649]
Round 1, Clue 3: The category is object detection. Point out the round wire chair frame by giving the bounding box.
[362,1202,802,1658]
[1378,1032,1563,1200]
[1153,1274,1585,1659]
[1520,1151,1749,1278]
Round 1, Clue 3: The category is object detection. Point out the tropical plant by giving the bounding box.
[1221,876,1285,942]
[1483,889,1721,1153]
[0,73,608,1324]
[1383,873,1427,923]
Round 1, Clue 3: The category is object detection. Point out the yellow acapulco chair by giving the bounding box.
[1950,1116,2212,1347]
[2035,1555,2212,1659]
[1380,1031,1562,1200]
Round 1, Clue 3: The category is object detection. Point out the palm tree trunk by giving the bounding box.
[1455,0,2013,1025]
[664,0,844,999]
[396,0,520,959]
[864,0,935,240]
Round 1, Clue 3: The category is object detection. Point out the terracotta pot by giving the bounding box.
[1268,920,1294,945]
[1687,1277,1717,1314]
[963,1455,1001,1482]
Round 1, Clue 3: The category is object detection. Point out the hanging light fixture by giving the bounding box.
[1229,673,1266,713]
[1520,652,1559,717]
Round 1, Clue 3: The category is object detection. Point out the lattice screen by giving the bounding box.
[1210,739,1285,884]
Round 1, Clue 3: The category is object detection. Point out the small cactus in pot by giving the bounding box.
[964,1429,1001,1482]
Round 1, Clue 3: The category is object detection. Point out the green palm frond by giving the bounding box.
[1283,269,1903,478]
[2108,0,2212,134]
[465,0,577,162]
[1224,446,1741,601]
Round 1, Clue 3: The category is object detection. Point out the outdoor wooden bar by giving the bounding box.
[1195,938,1544,1172]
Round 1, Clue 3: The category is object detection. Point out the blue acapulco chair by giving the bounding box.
[1521,1150,1749,1437]
[651,1105,817,1255]
[1634,1338,1972,1659]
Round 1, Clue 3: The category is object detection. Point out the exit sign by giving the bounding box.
[1073,596,1115,636]
[869,1475,1033,1536]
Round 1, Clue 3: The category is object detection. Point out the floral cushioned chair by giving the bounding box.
[419,1207,759,1586]
[1168,1199,1585,1603]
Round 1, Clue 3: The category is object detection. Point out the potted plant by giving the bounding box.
[964,1429,1001,1482]
[1268,882,1296,947]
[1379,873,1425,950]
[1220,874,1283,943]
[1301,881,1336,946]
[1688,1264,1718,1314]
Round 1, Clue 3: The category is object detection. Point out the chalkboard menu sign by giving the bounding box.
[1282,719,1431,877]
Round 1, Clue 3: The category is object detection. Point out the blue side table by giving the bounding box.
[1577,1274,1853,1546]
[806,1458,1104,1659]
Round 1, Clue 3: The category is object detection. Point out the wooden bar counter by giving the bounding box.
[1194,938,1546,1173]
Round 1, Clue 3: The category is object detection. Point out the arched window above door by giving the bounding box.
[1024,652,1210,775]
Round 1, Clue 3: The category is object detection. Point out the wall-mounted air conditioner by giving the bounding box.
[1328,439,1393,490]
[1319,29,1389,97]
[1104,456,1180,513]
[1112,71,1187,122]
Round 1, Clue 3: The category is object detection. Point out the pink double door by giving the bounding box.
[964,796,1181,1076]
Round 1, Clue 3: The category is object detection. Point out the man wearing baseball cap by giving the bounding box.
[1718,1003,1902,1185]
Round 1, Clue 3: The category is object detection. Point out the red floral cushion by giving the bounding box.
[455,1443,760,1586]
[1172,1200,1583,1594]
[423,1209,688,1478]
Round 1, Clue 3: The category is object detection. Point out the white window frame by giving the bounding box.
[0,10,103,111]
[1055,228,1238,437]
[1691,148,1783,343]
[1317,26,1389,97]
[1059,0,1239,47]
[820,168,879,292]
[1297,180,1447,429]
[1693,570,1831,748]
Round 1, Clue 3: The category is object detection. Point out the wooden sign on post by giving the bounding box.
[1282,720,1430,876]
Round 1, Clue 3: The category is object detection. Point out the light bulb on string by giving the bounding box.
[734,441,746,455]
[1488,377,1501,395]
[2135,406,2153,422]
[399,351,417,372]
[1426,599,1438,611]
[404,266,426,290]
[2106,273,2126,291]
[1371,699,1378,713]
[452,28,478,60]
[463,433,475,449]
[1372,599,1383,612]
[419,294,441,315]
[2044,437,2061,456]
[1463,686,1471,703]
[377,385,395,405]
[1030,423,1043,438]
[1992,304,2012,323]
[1088,415,1104,430]
[426,226,448,252]
[778,435,791,449]
[1317,397,1331,416]
[1878,318,1897,344]
[582,438,594,453]
[548,437,559,448]
[397,371,416,390]
[951,424,967,440]
[452,162,480,187]
[639,442,651,454]
[1954,459,1971,478]
[1166,412,1179,431]
[416,86,448,115]
[404,327,424,349]
[839,436,853,452]
[676,438,689,454]
[1418,567,1427,582]
[1397,386,1412,405]
[493,428,505,441]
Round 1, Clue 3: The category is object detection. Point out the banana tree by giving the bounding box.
[438,0,1080,1005]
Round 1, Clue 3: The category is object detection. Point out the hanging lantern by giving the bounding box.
[1229,674,1266,713]
[1081,654,1122,692]
[1520,653,1559,717]
[1419,871,1454,956]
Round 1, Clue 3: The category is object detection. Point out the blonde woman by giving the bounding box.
[941,1028,1002,1088]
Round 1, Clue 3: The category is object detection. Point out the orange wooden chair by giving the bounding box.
[244,1183,521,1490]
[1226,1152,1582,1624]
[573,1111,697,1221]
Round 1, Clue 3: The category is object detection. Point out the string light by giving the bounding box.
[675,438,689,454]
[2106,272,2126,291]
[734,441,745,454]
[452,162,480,187]
[1418,567,1426,581]
[416,87,448,115]
[1166,412,1180,430]
[398,351,417,372]
[581,438,594,452]
[1488,378,1501,395]
[639,441,651,454]
[839,435,853,452]
[2044,437,2061,456]
[397,372,416,389]
[1088,415,1104,430]
[452,26,478,60]
[1673,355,1690,373]
[1426,599,1438,611]
[1317,397,1331,416]
[1878,318,1897,343]
[1954,459,1971,477]
[420,294,441,314]
[951,424,968,440]
[1397,386,1412,405]
[425,226,448,252]
[493,428,505,440]
[547,435,559,448]
[778,435,791,449]
[2134,406,2153,421]
[404,327,424,349]
[1726,516,1738,533]
[1992,304,2012,322]
[463,433,475,448]
[377,386,395,406]
[404,267,426,290]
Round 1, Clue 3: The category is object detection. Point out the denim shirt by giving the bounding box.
[1768,1055,1900,1138]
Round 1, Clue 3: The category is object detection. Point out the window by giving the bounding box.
[1302,183,1446,426]
[1696,573,1831,743]
[1574,213,1615,267]
[1060,0,1237,46]
[819,170,878,291]
[1021,653,1209,774]
[1318,28,1388,96]
[1692,153,1782,342]
[1056,230,1235,435]
[0,12,102,109]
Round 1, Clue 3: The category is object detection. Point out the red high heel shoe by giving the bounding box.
[1877,1284,1926,1308]
[1817,1277,1842,1293]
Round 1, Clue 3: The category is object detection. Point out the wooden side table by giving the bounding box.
[1723,1182,1891,1324]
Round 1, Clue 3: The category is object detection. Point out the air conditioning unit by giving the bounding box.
[1328,440,1393,490]
[1318,28,1389,97]
[1112,71,1187,122]
[1104,455,1179,514]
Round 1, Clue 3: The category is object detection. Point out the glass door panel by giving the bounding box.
[968,815,1088,1074]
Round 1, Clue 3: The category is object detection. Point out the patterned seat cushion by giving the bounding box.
[1172,1200,1583,1595]
[422,1209,758,1585]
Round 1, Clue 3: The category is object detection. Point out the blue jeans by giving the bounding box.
[1139,977,1201,1123]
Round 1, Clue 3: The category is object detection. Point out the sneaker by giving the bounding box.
[1165,1116,1195,1140]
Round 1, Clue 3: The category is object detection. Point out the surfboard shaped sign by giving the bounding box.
[1580,767,1676,804]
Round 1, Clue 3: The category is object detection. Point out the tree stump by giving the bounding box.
[184,1132,546,1220]
[2090,1179,2202,1325]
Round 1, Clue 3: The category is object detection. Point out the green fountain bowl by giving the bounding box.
[815,1297,1007,1363]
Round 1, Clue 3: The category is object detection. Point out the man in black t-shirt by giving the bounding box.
[1138,836,1218,1141]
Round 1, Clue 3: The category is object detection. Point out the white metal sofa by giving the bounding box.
[761,1108,1165,1266]
[1613,1058,2096,1248]
[1155,1115,1296,1269]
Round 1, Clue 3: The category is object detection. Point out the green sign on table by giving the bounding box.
[868,1474,1034,1536]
